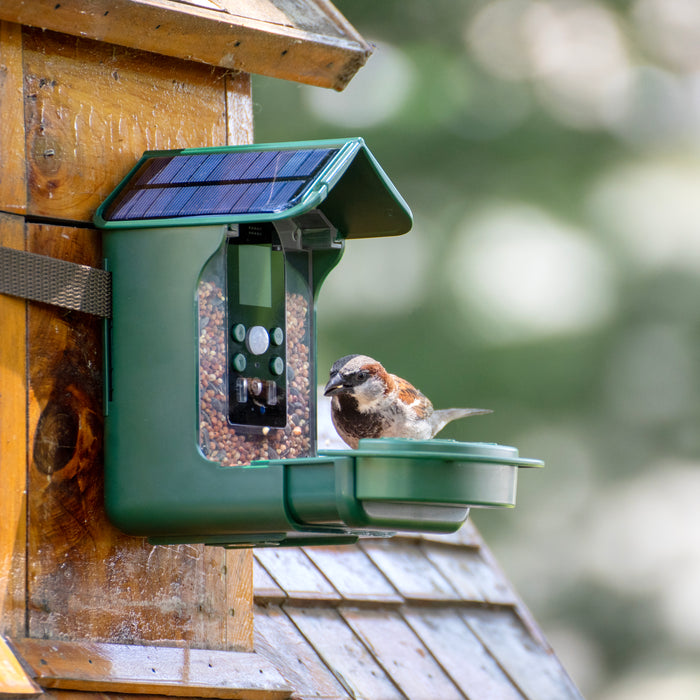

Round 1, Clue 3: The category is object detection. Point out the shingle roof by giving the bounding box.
[253,520,583,700]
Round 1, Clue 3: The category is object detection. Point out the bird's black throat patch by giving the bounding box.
[333,394,389,441]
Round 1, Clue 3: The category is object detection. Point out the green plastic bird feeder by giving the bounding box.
[95,137,542,547]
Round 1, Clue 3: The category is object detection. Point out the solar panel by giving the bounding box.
[103,147,339,222]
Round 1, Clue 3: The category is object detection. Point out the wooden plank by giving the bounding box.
[254,605,349,699]
[225,549,254,651]
[285,606,404,700]
[0,213,27,639]
[360,539,460,602]
[0,22,26,215]
[226,71,254,146]
[464,608,584,700]
[0,636,41,697]
[14,637,291,699]
[402,607,525,700]
[341,607,464,700]
[23,223,242,650]
[303,545,402,605]
[422,543,517,605]
[0,0,372,90]
[254,548,341,602]
[22,28,229,223]
[253,557,286,603]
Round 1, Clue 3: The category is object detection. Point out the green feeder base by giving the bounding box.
[145,439,543,548]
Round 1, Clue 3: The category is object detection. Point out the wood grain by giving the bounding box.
[464,607,583,700]
[254,605,348,699]
[402,607,525,700]
[254,548,341,603]
[360,538,461,602]
[226,71,254,146]
[0,213,27,640]
[0,0,372,90]
[285,606,404,700]
[0,21,26,215]
[302,545,402,604]
[14,637,291,699]
[225,549,254,651]
[341,607,464,700]
[0,635,40,697]
[22,28,229,223]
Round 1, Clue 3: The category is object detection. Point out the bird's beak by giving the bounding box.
[323,373,346,397]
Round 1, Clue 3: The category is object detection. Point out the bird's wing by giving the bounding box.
[392,375,433,420]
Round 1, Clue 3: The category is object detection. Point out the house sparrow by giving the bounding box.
[323,354,492,449]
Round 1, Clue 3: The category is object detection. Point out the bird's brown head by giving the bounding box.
[323,355,394,406]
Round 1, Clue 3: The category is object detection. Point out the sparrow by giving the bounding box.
[323,354,492,449]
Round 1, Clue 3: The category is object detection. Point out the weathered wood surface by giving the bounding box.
[303,545,402,605]
[253,558,286,604]
[0,22,257,671]
[0,22,26,215]
[253,526,585,700]
[422,543,517,605]
[341,607,464,700]
[464,608,583,700]
[0,213,27,640]
[254,548,341,603]
[22,28,230,223]
[402,607,526,700]
[286,605,404,700]
[360,538,461,602]
[15,637,291,699]
[0,635,41,697]
[254,605,348,700]
[0,0,372,90]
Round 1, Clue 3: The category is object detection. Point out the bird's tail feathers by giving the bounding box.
[431,407,492,435]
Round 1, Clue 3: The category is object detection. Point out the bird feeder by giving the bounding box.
[95,137,542,547]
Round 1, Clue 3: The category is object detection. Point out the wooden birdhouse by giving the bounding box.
[0,2,583,697]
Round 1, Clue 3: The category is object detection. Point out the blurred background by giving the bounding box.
[253,1,700,698]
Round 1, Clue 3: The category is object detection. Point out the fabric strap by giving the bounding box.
[0,246,112,318]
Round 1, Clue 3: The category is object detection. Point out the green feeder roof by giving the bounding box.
[94,137,412,239]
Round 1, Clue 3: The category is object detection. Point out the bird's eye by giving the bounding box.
[356,370,368,382]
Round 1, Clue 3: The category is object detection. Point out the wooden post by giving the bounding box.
[0,20,278,697]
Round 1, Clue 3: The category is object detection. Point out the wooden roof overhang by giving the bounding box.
[0,0,373,90]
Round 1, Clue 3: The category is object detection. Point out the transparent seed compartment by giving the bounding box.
[197,223,315,467]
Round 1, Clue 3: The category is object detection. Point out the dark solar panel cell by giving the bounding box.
[107,191,138,221]
[227,182,270,213]
[132,158,168,187]
[126,187,165,219]
[135,186,183,219]
[250,180,305,213]
[246,151,282,179]
[148,157,190,186]
[167,155,211,184]
[145,186,195,218]
[256,151,297,179]
[188,183,234,215]
[190,153,227,183]
[205,151,258,183]
[277,151,315,178]
[297,149,335,176]
[211,184,252,213]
